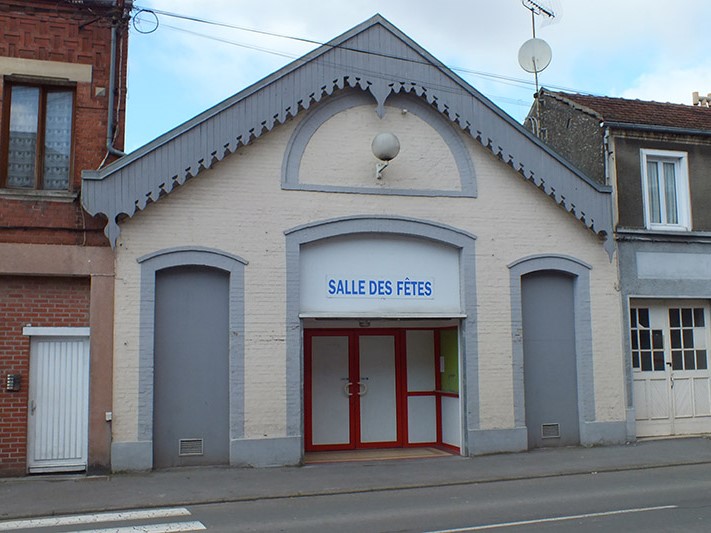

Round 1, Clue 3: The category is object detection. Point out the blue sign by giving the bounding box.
[327,277,433,298]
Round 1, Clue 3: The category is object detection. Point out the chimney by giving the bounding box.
[692,92,711,107]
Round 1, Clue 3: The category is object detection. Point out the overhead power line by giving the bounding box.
[131,4,592,98]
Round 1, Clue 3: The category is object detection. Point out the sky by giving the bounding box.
[123,0,711,153]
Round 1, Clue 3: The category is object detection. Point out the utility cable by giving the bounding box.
[156,21,534,110]
[132,4,594,97]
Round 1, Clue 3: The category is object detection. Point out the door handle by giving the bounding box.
[357,382,368,396]
[344,382,354,396]
[30,400,36,415]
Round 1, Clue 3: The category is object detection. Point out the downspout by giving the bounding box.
[601,123,618,227]
[602,124,611,186]
[107,22,125,158]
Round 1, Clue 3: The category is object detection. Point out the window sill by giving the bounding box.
[646,224,691,233]
[0,188,78,203]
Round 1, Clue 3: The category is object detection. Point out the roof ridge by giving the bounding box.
[543,88,711,110]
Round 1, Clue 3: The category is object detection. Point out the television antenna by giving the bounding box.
[519,0,556,137]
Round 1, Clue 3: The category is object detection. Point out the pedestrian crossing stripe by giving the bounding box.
[81,521,206,532]
[0,507,202,531]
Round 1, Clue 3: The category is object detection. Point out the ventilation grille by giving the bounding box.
[541,423,561,439]
[178,438,204,456]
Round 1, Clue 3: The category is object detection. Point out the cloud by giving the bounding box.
[125,0,711,151]
[618,63,711,105]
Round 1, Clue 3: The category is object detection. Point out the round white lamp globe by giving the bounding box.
[371,132,400,161]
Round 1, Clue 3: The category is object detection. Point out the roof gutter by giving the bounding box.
[602,121,711,138]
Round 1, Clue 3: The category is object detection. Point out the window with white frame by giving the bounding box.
[640,149,691,230]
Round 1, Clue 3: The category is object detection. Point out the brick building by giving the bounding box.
[0,0,130,475]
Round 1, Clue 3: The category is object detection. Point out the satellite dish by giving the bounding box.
[518,38,552,73]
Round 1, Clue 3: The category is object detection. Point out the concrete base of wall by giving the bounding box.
[111,437,302,471]
[230,437,301,467]
[581,420,628,446]
[626,407,637,442]
[111,441,152,472]
[467,421,627,456]
[467,427,528,455]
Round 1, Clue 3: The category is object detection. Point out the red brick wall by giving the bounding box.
[0,276,90,476]
[0,0,130,245]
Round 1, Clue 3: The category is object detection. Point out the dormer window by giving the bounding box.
[1,81,75,191]
[641,149,691,231]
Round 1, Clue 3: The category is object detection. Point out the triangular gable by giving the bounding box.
[82,14,613,255]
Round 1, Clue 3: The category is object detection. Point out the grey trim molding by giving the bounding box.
[508,254,596,445]
[285,215,478,456]
[626,407,636,441]
[508,253,592,271]
[284,214,477,242]
[617,227,711,243]
[81,15,613,253]
[138,246,248,266]
[467,427,528,455]
[230,437,301,467]
[604,121,711,138]
[134,247,246,469]
[110,441,152,472]
[282,91,476,197]
[580,421,627,445]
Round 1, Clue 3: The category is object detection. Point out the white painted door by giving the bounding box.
[310,335,351,446]
[632,303,711,437]
[359,335,397,444]
[306,331,402,450]
[405,330,436,444]
[27,336,90,473]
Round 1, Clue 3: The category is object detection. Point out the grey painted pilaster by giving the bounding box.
[467,428,528,455]
[110,441,152,472]
[230,437,301,467]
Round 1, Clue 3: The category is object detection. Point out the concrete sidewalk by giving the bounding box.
[2,437,711,520]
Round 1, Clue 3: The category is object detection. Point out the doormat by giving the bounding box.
[304,447,453,464]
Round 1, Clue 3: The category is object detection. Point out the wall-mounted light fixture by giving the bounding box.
[372,132,400,179]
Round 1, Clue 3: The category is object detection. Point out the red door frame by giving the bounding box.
[304,327,461,453]
[305,329,405,452]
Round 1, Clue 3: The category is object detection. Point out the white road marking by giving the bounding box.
[425,505,678,532]
[0,507,192,531]
[79,521,206,532]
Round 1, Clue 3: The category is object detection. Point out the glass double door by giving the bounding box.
[305,330,402,450]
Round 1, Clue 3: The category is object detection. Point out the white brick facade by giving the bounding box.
[110,101,625,446]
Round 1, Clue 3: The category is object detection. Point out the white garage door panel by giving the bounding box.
[28,336,89,473]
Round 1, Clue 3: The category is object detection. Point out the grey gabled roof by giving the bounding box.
[82,14,613,254]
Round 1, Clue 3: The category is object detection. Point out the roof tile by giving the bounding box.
[545,90,711,131]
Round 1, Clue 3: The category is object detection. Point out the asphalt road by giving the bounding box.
[4,462,711,532]
[193,463,711,532]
